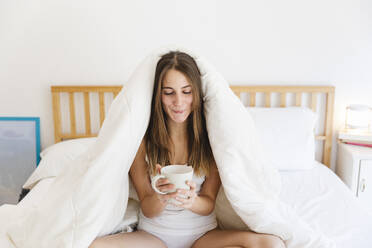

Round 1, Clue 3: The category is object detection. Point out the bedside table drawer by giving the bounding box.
[357,160,372,208]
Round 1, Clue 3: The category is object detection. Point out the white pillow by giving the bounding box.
[247,107,317,170]
[23,138,97,189]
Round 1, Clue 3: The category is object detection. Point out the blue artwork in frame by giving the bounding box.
[0,117,41,205]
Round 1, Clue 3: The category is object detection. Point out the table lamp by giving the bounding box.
[345,104,372,132]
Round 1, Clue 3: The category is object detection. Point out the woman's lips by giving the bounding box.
[173,110,184,114]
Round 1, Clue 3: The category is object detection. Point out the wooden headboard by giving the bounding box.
[51,85,334,167]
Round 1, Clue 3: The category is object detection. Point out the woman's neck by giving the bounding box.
[167,119,188,142]
[167,119,190,165]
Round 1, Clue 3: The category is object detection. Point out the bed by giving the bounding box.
[3,85,372,247]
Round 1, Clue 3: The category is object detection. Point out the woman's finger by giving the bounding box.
[177,190,195,200]
[176,189,188,196]
[175,196,188,204]
[157,184,174,193]
[156,164,162,174]
[174,195,194,208]
[186,180,196,190]
[156,178,169,187]
[177,189,196,199]
[164,191,178,199]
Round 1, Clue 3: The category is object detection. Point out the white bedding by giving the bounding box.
[4,161,371,247]
[0,179,56,247]
[1,46,334,247]
[279,161,372,248]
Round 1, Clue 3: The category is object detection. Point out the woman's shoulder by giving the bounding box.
[138,137,147,155]
[131,138,147,167]
[139,138,150,164]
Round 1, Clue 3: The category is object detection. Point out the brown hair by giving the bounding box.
[144,51,215,176]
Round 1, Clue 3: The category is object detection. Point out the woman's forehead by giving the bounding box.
[162,69,191,88]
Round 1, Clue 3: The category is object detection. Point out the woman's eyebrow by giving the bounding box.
[161,85,191,89]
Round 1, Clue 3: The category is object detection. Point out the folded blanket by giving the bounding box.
[1,46,335,248]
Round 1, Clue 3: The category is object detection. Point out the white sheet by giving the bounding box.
[280,162,372,248]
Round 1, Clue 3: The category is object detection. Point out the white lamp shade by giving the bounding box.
[346,104,372,130]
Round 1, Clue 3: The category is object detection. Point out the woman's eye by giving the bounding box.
[163,91,191,95]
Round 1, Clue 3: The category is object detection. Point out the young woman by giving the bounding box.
[89,51,285,248]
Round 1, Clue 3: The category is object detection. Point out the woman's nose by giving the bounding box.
[173,93,183,105]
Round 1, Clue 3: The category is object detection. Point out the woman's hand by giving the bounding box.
[154,177,178,205]
[172,180,197,209]
[154,164,178,205]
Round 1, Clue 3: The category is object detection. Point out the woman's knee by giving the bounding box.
[255,234,285,248]
[88,231,167,248]
[88,238,104,248]
[239,232,285,248]
[88,237,117,248]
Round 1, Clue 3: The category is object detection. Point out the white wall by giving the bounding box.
[1,0,371,170]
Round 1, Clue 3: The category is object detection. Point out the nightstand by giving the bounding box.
[339,129,372,144]
[336,143,372,212]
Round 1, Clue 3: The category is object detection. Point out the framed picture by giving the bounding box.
[0,117,41,205]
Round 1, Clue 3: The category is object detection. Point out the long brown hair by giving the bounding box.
[145,51,215,176]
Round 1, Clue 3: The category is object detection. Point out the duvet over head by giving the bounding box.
[3,45,335,248]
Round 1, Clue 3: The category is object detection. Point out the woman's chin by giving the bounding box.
[170,115,188,124]
[173,119,187,124]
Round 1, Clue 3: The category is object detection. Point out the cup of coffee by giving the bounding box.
[151,165,193,195]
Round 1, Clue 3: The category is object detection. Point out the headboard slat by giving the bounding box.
[99,92,105,127]
[249,93,256,107]
[311,93,317,112]
[84,92,91,135]
[280,93,286,107]
[69,92,77,135]
[324,90,335,166]
[265,93,271,107]
[52,92,62,143]
[296,93,302,106]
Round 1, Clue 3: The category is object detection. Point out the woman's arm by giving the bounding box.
[129,139,177,218]
[174,161,221,216]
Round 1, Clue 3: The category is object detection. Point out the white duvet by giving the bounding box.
[279,162,372,248]
[0,46,334,247]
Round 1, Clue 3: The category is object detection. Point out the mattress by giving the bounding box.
[279,161,372,248]
[2,162,372,247]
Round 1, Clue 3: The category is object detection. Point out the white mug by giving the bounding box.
[151,165,193,195]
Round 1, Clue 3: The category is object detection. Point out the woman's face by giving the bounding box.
[161,69,193,124]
